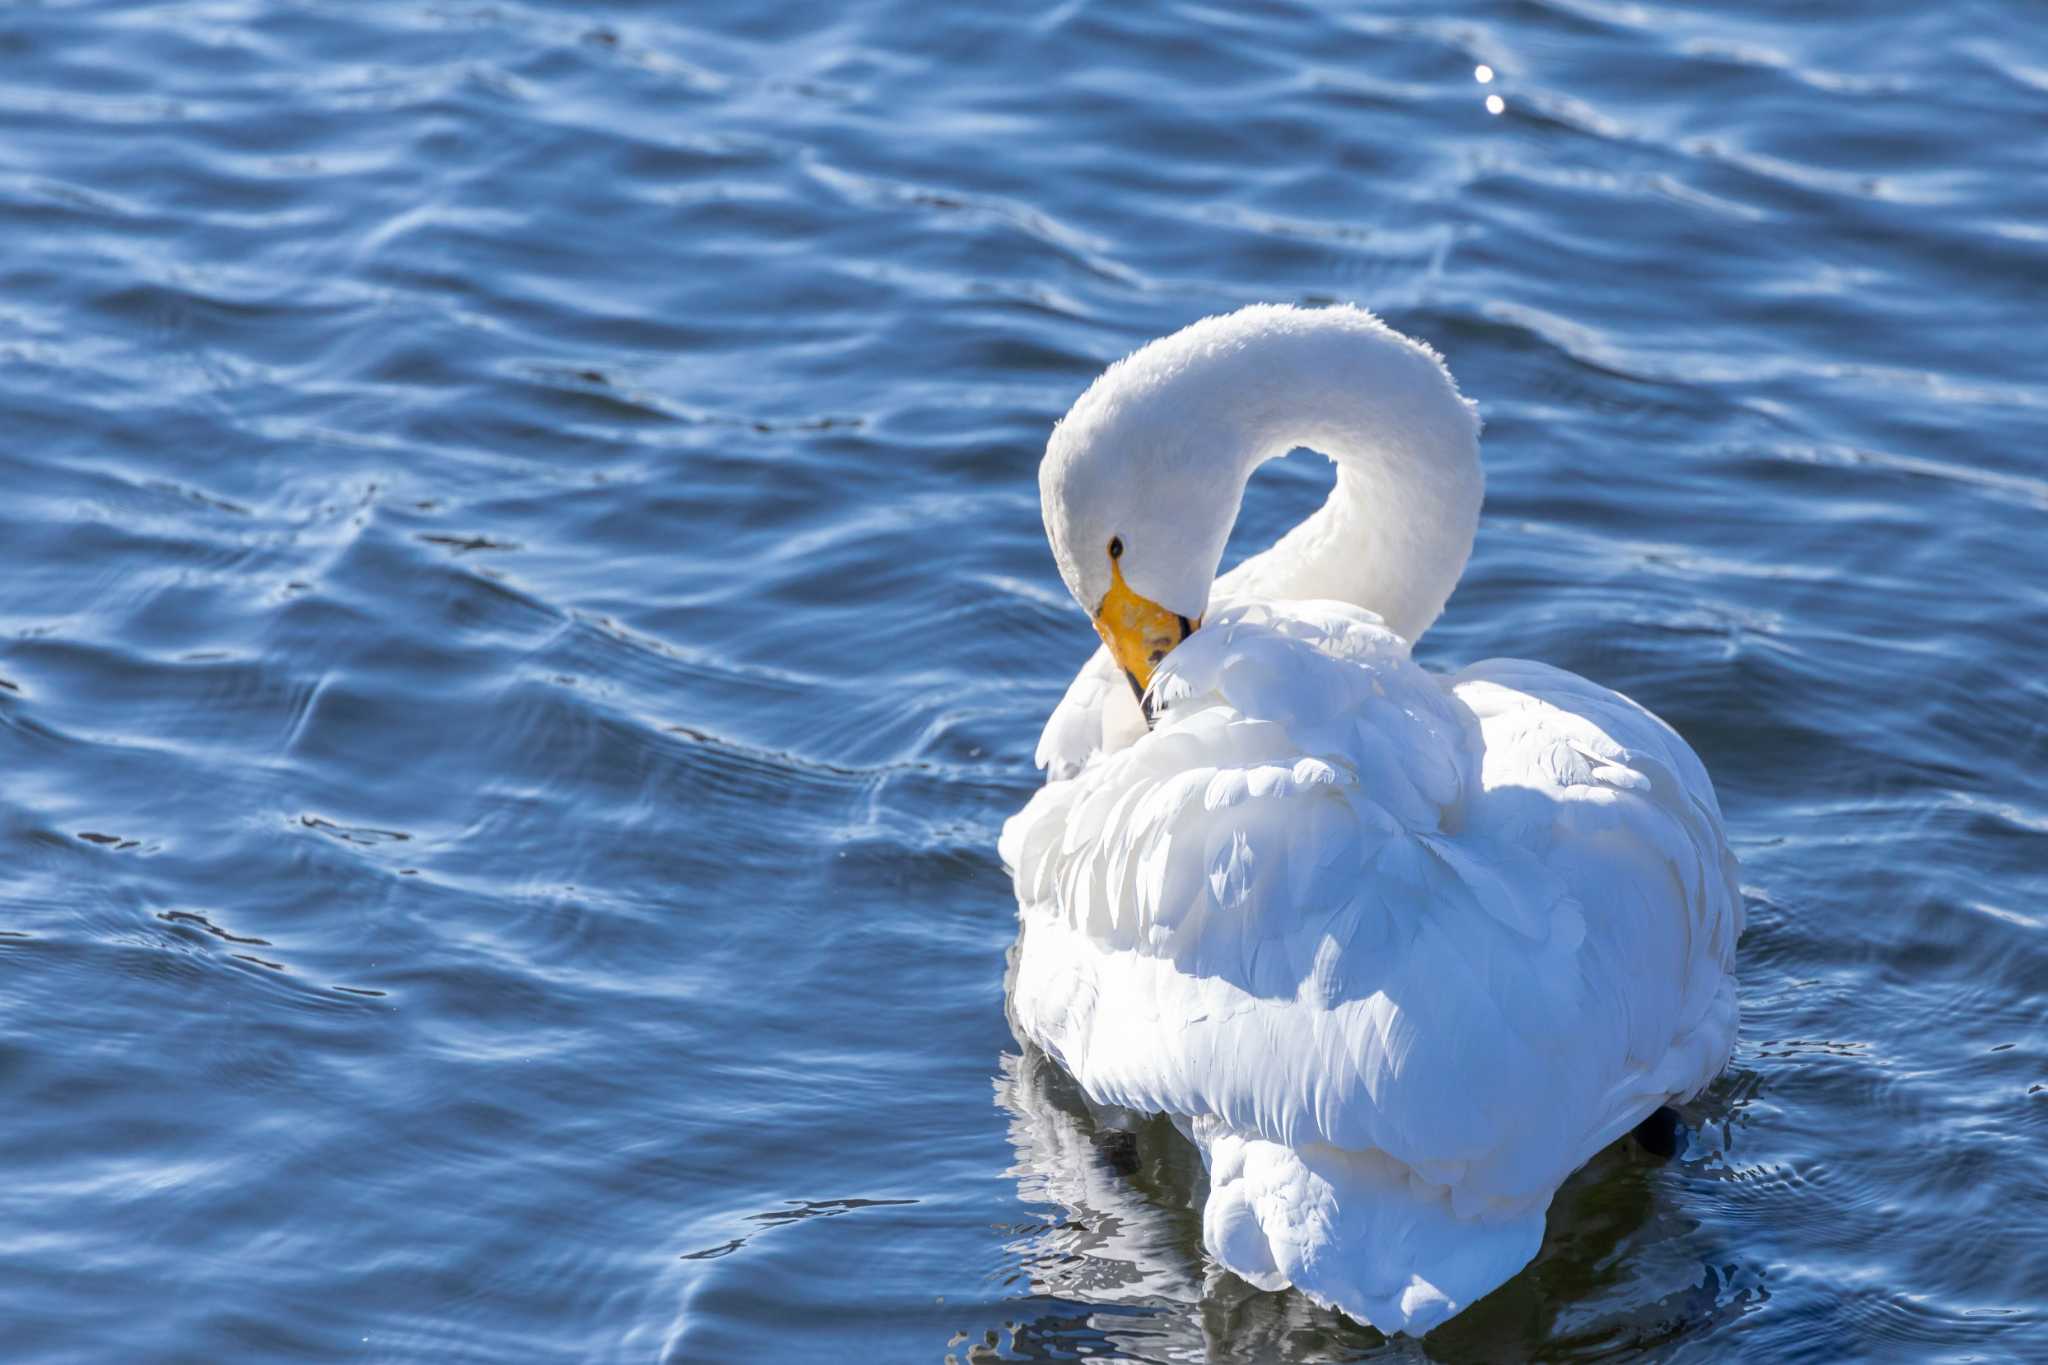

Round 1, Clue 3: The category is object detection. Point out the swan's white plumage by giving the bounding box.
[1002,305,1740,1336]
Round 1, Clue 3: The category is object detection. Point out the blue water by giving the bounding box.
[3,2,2045,1360]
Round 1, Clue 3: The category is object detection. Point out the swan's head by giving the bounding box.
[1038,333,1246,712]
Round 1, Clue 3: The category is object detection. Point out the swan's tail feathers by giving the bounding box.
[1195,1125,1547,1337]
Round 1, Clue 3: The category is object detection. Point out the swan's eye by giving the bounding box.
[1108,536,1124,560]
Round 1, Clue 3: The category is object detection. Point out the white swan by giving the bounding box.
[998,304,1741,1336]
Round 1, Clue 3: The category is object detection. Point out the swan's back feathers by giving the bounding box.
[1000,600,1741,1332]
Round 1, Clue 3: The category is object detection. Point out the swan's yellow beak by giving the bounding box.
[1093,558,1199,721]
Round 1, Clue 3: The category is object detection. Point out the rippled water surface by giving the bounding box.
[4,1,2046,1360]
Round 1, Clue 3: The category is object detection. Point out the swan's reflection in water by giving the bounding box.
[997,1047,1207,1307]
[994,1045,1761,1362]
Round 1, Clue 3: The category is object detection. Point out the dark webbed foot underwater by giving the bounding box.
[1631,1105,1682,1159]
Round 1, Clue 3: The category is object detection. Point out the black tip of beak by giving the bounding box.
[1122,668,1157,728]
[1125,617,1197,732]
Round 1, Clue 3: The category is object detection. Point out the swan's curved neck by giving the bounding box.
[1191,312,1483,644]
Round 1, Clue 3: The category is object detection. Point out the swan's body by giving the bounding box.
[999,305,1740,1336]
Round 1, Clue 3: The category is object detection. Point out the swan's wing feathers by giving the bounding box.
[1019,602,1464,958]
[1449,658,1743,1122]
